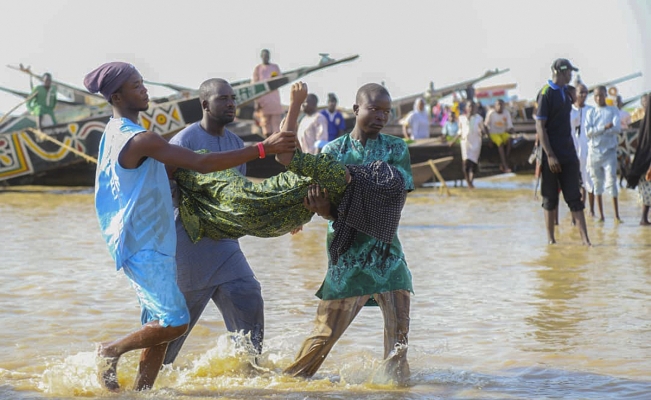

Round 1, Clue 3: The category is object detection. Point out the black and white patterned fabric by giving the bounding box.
[329,161,407,263]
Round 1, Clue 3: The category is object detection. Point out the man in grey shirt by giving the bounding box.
[163,78,264,364]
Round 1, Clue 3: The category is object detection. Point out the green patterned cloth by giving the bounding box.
[174,150,348,242]
[317,133,415,302]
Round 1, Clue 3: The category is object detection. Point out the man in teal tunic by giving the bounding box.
[26,72,57,129]
[284,83,414,384]
[172,82,412,382]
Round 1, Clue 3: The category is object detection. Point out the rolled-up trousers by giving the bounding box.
[284,289,410,383]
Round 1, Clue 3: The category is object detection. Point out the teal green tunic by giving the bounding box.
[317,133,414,302]
[174,151,348,242]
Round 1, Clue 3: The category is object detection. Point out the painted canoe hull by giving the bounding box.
[0,56,360,186]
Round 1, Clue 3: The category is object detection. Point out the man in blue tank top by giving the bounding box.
[83,62,296,392]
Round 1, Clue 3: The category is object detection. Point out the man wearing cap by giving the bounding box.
[83,61,296,392]
[535,58,591,245]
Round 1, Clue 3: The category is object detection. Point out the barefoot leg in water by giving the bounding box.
[97,343,120,392]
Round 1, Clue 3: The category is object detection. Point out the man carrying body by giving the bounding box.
[163,78,265,367]
[252,49,283,138]
[535,58,591,245]
[284,83,414,384]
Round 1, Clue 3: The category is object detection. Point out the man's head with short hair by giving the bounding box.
[414,97,425,112]
[199,78,230,102]
[594,85,608,107]
[327,93,338,112]
[302,93,319,115]
[353,83,392,136]
[575,83,589,107]
[261,49,270,65]
[199,78,237,126]
[355,83,390,105]
[495,99,505,113]
[42,72,52,89]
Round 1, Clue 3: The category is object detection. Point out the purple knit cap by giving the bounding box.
[83,62,138,101]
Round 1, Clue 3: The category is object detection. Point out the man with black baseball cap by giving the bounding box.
[535,58,591,245]
[552,58,579,72]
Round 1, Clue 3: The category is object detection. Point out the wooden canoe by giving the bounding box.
[411,156,454,187]
[0,55,359,186]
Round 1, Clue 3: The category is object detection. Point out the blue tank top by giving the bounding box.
[95,117,175,270]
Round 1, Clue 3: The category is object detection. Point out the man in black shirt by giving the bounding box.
[535,58,591,245]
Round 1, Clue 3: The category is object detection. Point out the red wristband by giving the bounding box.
[257,142,266,159]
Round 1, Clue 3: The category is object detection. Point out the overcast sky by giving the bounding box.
[0,0,648,114]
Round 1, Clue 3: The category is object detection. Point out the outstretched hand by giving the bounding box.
[289,81,308,106]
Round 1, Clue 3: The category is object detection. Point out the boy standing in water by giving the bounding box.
[83,62,295,391]
[585,85,622,222]
[284,83,414,384]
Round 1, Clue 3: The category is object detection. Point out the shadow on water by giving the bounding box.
[523,246,590,353]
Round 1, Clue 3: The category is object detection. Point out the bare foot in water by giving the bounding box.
[97,343,120,392]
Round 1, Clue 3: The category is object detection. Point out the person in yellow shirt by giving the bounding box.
[484,99,515,172]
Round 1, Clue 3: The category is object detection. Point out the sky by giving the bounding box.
[0,0,649,115]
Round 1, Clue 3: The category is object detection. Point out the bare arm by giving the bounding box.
[535,119,561,173]
[280,83,306,132]
[121,129,296,174]
[276,82,308,165]
[402,122,410,139]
